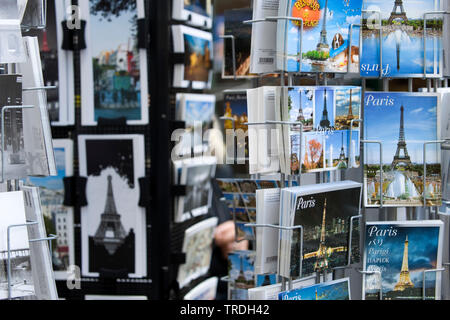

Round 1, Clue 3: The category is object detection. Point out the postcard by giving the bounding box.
[183,277,218,300]
[0,191,34,300]
[175,157,217,223]
[279,181,362,278]
[223,8,254,78]
[224,91,249,162]
[363,221,444,300]
[361,0,443,78]
[279,278,351,300]
[21,0,46,29]
[20,36,57,177]
[256,274,277,287]
[24,0,75,126]
[279,86,362,175]
[78,134,147,278]
[0,74,27,181]
[178,217,218,288]
[277,0,363,73]
[249,0,279,74]
[80,0,149,126]
[364,92,441,207]
[172,0,212,29]
[228,250,256,290]
[172,25,213,89]
[175,93,216,156]
[0,0,26,63]
[27,139,74,280]
[22,186,58,300]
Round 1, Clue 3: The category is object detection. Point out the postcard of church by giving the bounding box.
[361,0,444,78]
[276,0,363,73]
[287,181,362,278]
[363,221,444,300]
[364,92,442,208]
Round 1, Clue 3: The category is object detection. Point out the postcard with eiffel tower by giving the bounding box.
[363,221,444,300]
[361,0,444,78]
[276,0,363,73]
[78,135,147,278]
[278,180,362,278]
[364,92,442,207]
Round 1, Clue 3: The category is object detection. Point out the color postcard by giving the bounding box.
[279,278,351,300]
[364,92,441,207]
[223,91,249,162]
[172,0,212,29]
[361,0,443,78]
[363,221,443,300]
[80,0,149,125]
[277,0,363,73]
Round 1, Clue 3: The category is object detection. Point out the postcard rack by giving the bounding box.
[217,14,367,299]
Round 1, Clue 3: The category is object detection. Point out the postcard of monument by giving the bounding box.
[277,0,363,73]
[223,91,249,162]
[363,221,443,300]
[172,25,213,90]
[177,217,218,288]
[228,250,256,290]
[279,278,351,300]
[278,181,362,278]
[364,92,441,207]
[27,139,74,280]
[78,134,146,278]
[172,0,212,29]
[80,0,149,126]
[24,0,75,126]
[361,0,443,78]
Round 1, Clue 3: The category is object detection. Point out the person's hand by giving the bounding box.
[214,221,248,259]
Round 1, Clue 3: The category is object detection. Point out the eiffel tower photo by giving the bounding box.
[303,199,346,272]
[393,236,415,291]
[320,89,331,128]
[392,105,412,169]
[388,0,408,25]
[316,0,330,53]
[337,132,348,169]
[89,174,135,273]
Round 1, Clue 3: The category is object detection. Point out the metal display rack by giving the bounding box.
[217,3,450,301]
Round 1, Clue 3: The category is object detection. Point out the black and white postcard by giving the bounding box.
[0,191,35,300]
[22,186,58,300]
[24,0,75,126]
[19,36,57,177]
[80,0,149,126]
[78,135,146,278]
[0,74,27,181]
[0,0,26,63]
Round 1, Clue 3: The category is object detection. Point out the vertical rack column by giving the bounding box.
[148,0,172,300]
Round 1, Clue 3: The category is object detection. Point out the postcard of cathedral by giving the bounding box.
[276,0,363,73]
[361,0,444,78]
[364,92,442,207]
[363,221,444,300]
[286,181,362,278]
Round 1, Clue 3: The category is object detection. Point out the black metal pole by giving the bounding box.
[148,0,172,300]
